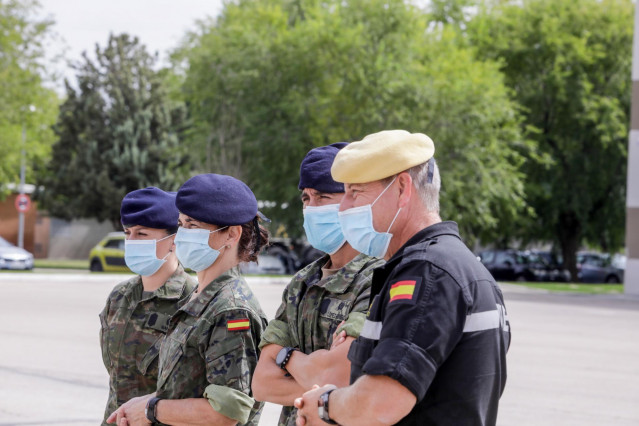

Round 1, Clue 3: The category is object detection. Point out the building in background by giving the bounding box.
[0,185,116,260]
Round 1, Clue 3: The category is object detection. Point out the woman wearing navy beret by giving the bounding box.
[109,174,269,426]
[99,187,197,425]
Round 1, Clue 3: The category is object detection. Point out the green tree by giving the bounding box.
[0,0,59,196]
[39,34,190,228]
[469,0,633,280]
[176,0,529,243]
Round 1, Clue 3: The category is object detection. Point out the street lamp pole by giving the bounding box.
[626,4,639,293]
[18,125,26,249]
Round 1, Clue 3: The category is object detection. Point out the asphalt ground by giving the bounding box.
[0,271,638,425]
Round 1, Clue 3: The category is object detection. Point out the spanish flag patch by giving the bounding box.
[227,319,250,331]
[389,280,417,303]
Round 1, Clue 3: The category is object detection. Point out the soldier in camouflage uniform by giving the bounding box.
[108,174,268,426]
[100,187,197,425]
[252,143,384,426]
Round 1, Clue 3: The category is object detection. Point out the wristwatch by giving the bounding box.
[318,389,338,424]
[275,346,298,372]
[145,396,162,425]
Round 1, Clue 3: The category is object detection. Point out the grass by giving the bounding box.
[34,259,89,269]
[507,281,624,294]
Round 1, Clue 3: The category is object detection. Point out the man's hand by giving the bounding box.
[330,329,347,349]
[295,384,337,426]
[106,394,153,426]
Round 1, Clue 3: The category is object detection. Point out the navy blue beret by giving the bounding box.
[121,187,178,229]
[298,142,348,193]
[176,174,258,226]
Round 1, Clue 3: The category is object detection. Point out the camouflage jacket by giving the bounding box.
[155,267,268,426]
[99,265,197,425]
[259,253,384,426]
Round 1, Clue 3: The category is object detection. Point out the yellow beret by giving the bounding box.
[331,130,435,183]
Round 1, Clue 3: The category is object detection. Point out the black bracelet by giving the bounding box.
[318,389,338,425]
[145,397,162,425]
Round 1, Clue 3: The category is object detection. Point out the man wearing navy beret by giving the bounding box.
[252,143,384,426]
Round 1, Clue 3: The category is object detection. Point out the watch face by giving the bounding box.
[276,347,289,366]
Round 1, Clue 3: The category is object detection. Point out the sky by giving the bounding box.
[37,0,224,91]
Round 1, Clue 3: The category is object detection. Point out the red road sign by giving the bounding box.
[15,194,31,213]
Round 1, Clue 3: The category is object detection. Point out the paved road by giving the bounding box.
[0,271,638,425]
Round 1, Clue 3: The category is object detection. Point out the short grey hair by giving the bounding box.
[407,159,440,213]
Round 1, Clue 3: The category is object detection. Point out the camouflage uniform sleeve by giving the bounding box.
[202,308,261,421]
[98,293,112,370]
[337,283,372,338]
[258,285,293,349]
[336,261,378,338]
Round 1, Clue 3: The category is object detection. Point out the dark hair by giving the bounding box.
[237,217,270,263]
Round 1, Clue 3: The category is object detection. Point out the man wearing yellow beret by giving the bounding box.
[295,130,511,426]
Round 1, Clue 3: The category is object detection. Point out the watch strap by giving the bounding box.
[318,389,338,425]
[145,397,162,424]
[278,347,297,371]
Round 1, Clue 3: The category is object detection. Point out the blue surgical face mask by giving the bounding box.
[124,234,174,277]
[338,177,401,258]
[174,227,227,272]
[303,203,346,255]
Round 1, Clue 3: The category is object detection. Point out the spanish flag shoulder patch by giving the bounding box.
[227,319,250,331]
[389,278,421,304]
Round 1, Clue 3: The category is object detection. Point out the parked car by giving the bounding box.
[478,249,549,282]
[266,238,301,274]
[529,250,570,282]
[240,254,288,275]
[0,236,34,270]
[577,252,624,283]
[88,232,129,272]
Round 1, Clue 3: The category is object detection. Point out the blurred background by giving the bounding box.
[0,0,637,290]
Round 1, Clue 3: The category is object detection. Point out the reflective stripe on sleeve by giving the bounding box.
[463,304,509,333]
[360,319,383,340]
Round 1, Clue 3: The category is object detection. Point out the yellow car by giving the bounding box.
[89,232,130,272]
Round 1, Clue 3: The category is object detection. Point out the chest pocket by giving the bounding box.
[319,297,353,342]
[144,312,172,333]
[157,322,194,389]
[137,335,163,375]
[319,297,352,321]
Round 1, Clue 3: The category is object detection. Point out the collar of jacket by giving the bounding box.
[180,266,241,317]
[300,252,376,294]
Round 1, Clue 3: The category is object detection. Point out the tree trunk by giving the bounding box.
[557,212,582,282]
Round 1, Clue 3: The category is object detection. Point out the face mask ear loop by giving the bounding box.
[386,207,402,233]
[209,226,228,235]
[372,175,398,206]
[152,233,176,261]
[158,233,175,242]
[209,226,230,252]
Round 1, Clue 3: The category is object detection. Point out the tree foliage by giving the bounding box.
[468,0,633,279]
[39,34,190,228]
[0,0,59,196]
[176,0,529,243]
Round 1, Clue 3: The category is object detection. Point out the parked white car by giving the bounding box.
[0,237,34,270]
[240,254,288,275]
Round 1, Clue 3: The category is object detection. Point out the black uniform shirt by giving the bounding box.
[348,221,511,426]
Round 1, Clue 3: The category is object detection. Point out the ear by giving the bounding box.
[397,172,413,208]
[226,225,243,246]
